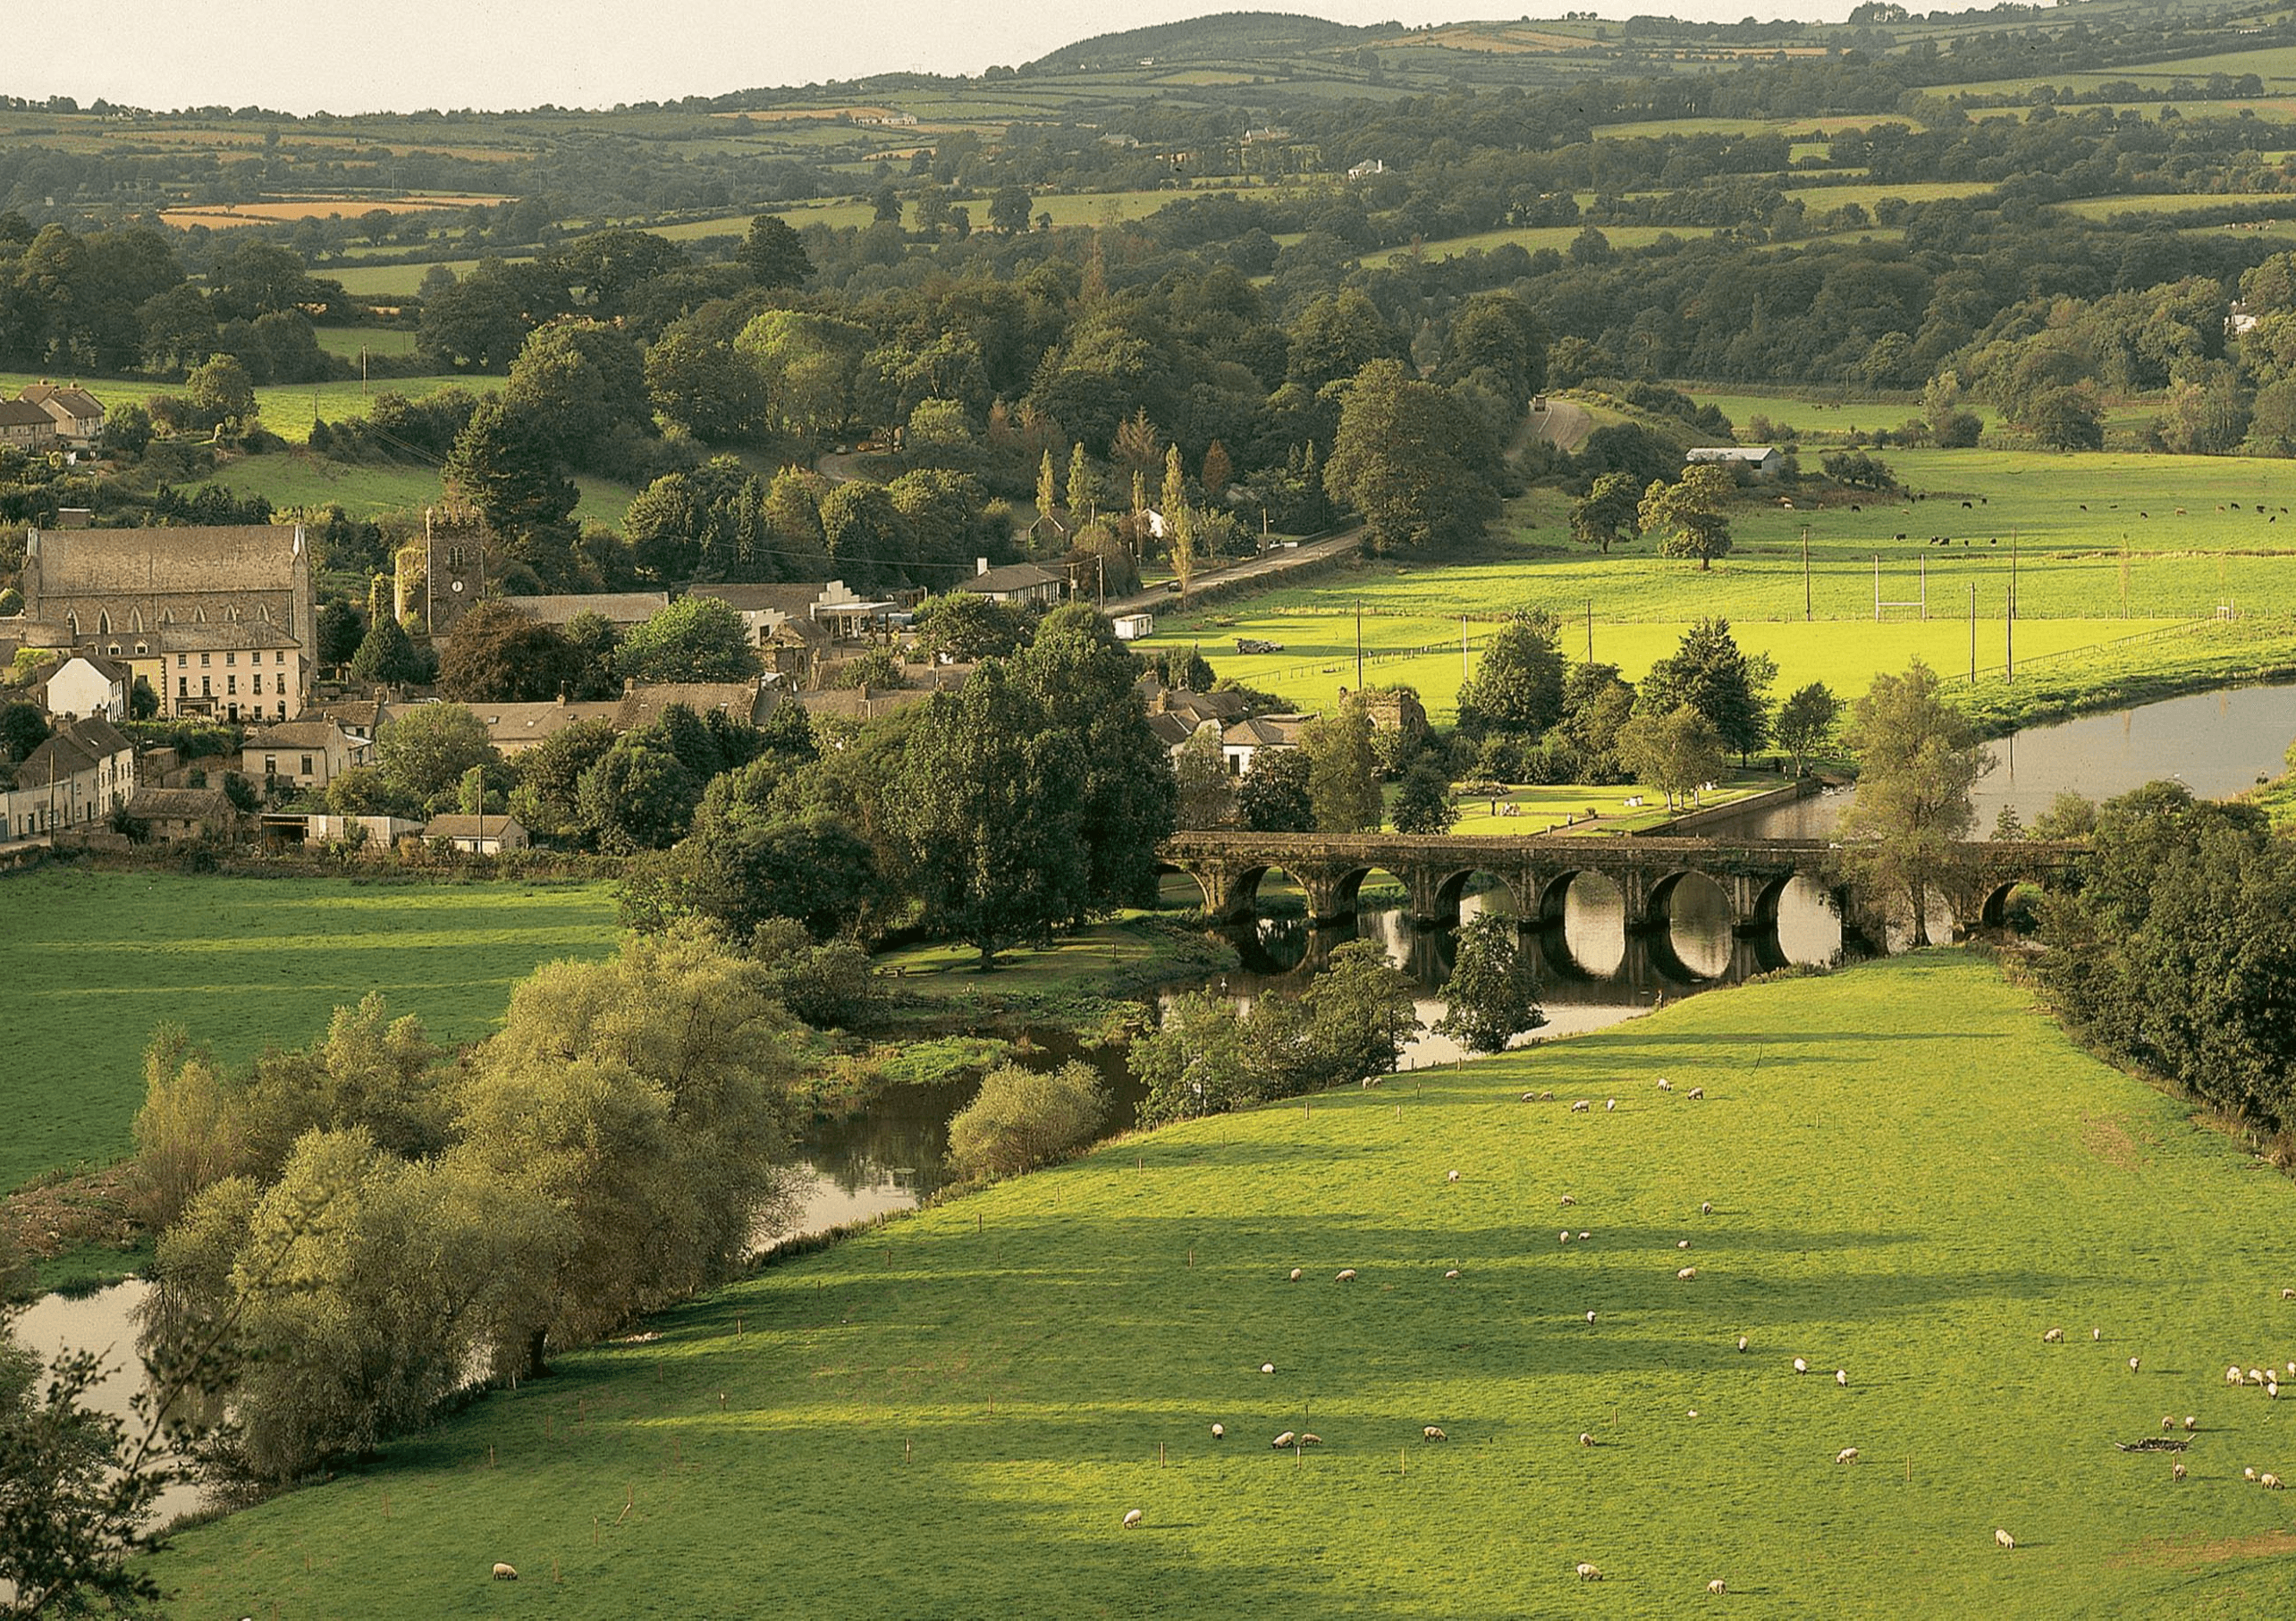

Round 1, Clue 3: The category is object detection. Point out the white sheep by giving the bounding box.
[1447,1169,1460,1184]
[1580,1431,1596,1447]
[1211,1423,1225,1439]
[1586,1311,1597,1322]
[1423,1425,1447,1441]
[1572,1100,1591,1112]
[1579,1231,1591,1241]
[492,1564,518,1582]
[1737,1335,1749,1353]
[1522,1091,1538,1102]
[2247,1467,2260,1482]
[1836,1369,1849,1387]
[1678,1239,1692,1249]
[1678,1267,1698,1280]
[1658,1078,1673,1092]
[1288,1268,1303,1282]
[2173,1460,2188,1482]
[2129,1356,2141,1373]
[1560,1195,1578,1206]
[1606,1098,1617,1111]
[2162,1416,2176,1432]
[1995,1529,2015,1550]
[1688,1086,1705,1099]
[1261,1363,1275,1374]
[1577,1563,1603,1582]
[1701,1201,1713,1215]
[2185,1416,2198,1431]
[1794,1358,1809,1374]
[1708,1578,1727,1594]
[1273,1431,1296,1449]
[2042,1328,2064,1343]
[2283,1288,2295,1301]
[2093,1329,2102,1341]
[1336,1268,1357,1282]
[2271,1383,2281,1402]
[2266,1473,2285,1490]
[1444,1269,1461,1279]
[1300,1432,1322,1447]
[1560,1230,1572,1244]
[2253,1367,2268,1387]
[1836,1447,1860,1465]
[2230,1364,2247,1385]
[1123,1508,1144,1528]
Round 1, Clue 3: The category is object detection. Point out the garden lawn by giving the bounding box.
[0,872,620,1193]
[150,953,2296,1617]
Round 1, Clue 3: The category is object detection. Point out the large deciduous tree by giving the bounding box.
[1834,657,1991,947]
[1641,617,1775,762]
[1570,469,1643,552]
[1458,612,1566,740]
[1301,695,1381,832]
[615,597,757,683]
[1434,912,1546,1053]
[435,601,579,703]
[376,704,502,815]
[1638,464,1735,570]
[1321,359,1499,553]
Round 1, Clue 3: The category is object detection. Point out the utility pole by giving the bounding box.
[2007,528,2017,684]
[1460,616,1468,688]
[1968,583,1976,685]
[1354,598,1363,690]
[1802,525,1811,621]
[1585,597,1593,663]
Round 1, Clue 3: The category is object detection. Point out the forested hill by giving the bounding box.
[1021,11,1377,75]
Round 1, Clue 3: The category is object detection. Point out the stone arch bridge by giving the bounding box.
[1157,832,2086,950]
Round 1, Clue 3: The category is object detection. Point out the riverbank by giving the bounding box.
[145,950,2296,1617]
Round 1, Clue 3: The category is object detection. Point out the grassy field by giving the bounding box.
[313,326,422,359]
[200,447,637,524]
[0,872,621,1194]
[149,952,2296,1616]
[2056,192,2296,220]
[0,369,500,447]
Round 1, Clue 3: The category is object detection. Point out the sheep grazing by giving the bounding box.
[2230,1365,2246,1386]
[1447,1170,1460,1184]
[1737,1336,1749,1353]
[1678,1267,1698,1280]
[1688,1087,1705,1100]
[1657,1078,1673,1092]
[1580,1432,1596,1448]
[2266,1473,2286,1490]
[1288,1268,1303,1283]
[2163,1416,2177,1432]
[1577,1563,1603,1582]
[2130,1357,2142,1373]
[1560,1195,1578,1206]
[1709,1578,1728,1595]
[2042,1328,2064,1343]
[1273,1431,1296,1449]
[2185,1416,2199,1431]
[1836,1447,1861,1465]
[1123,1508,1144,1528]
[1335,1269,1357,1283]
[2283,1288,2294,1301]
[2272,1383,2282,1402]
[1211,1423,1225,1439]
[1679,1239,1692,1249]
[1300,1433,1323,1447]
[1579,1231,1591,1241]
[1586,1312,1598,1322]
[492,1564,518,1582]
[1261,1363,1276,1374]
[1522,1092,1538,1102]
[1605,1098,1617,1111]
[1794,1358,1810,1374]
[2093,1329,2102,1341]
[1995,1530,2015,1550]
[1572,1100,1591,1112]
[2251,1367,2267,1387]
[1423,1425,1448,1441]
[2247,1467,2260,1482]
[1701,1201,1713,1216]
[1836,1369,1849,1388]
[2174,1460,2189,1482]
[1444,1269,1461,1279]
[1560,1231,1572,1244]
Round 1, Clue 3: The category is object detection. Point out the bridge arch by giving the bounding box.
[1154,861,1212,916]
[1333,864,1411,920]
[1433,866,1520,927]
[1647,869,1735,933]
[1978,876,2046,931]
[1534,867,1614,926]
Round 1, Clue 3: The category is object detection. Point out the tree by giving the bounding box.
[1638,464,1735,570]
[988,185,1032,236]
[1435,912,1545,1053]
[443,398,580,574]
[739,214,813,289]
[1162,443,1195,592]
[1301,697,1380,832]
[1641,617,1774,760]
[645,322,768,443]
[578,738,699,851]
[1390,757,1456,834]
[376,705,502,815]
[1570,469,1642,552]
[945,1061,1108,1179]
[1774,681,1841,775]
[616,597,756,683]
[346,601,427,685]
[1300,940,1422,1085]
[650,811,883,941]
[1034,449,1060,528]
[1174,726,1234,830]
[448,928,802,1377]
[503,318,652,469]
[435,601,578,702]
[1322,359,1499,553]
[898,661,1086,968]
[316,599,366,669]
[2032,790,2098,840]
[0,703,51,764]
[1458,612,1566,739]
[183,353,257,430]
[2022,384,2105,452]
[915,592,1026,663]
[1616,704,1726,810]
[1239,747,1314,832]
[508,715,618,837]
[1835,657,1991,947]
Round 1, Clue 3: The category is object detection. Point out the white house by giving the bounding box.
[1220,713,1311,776]
[38,653,130,721]
[0,715,136,840]
[422,814,529,854]
[1685,445,1785,478]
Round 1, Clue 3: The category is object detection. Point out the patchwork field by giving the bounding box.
[0,872,621,1194]
[0,369,501,448]
[149,954,2296,1617]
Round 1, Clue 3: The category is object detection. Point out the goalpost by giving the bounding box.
[1873,554,1927,621]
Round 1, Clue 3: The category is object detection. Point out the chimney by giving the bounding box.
[975,557,989,576]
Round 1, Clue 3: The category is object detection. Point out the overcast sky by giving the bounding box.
[11,1,1866,116]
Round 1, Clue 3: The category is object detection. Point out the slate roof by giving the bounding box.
[30,525,302,596]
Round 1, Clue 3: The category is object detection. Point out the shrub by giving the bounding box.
[945,1060,1109,1180]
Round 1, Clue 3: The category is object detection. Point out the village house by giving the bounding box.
[136,622,307,723]
[422,813,528,854]
[127,786,241,843]
[467,679,784,756]
[0,400,59,452]
[964,558,1065,607]
[0,715,136,841]
[501,591,671,631]
[240,718,373,792]
[17,383,107,452]
[1221,713,1312,776]
[36,653,130,722]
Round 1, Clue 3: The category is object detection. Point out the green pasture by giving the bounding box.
[1439,773,1777,837]
[2056,192,2295,220]
[0,369,499,448]
[0,872,620,1194]
[312,325,420,359]
[150,954,2296,1617]
[199,446,635,524]
[1780,179,1997,210]
[325,258,506,297]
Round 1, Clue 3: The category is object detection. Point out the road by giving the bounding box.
[1098,527,1363,619]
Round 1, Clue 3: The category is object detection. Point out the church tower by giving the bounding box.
[423,506,489,637]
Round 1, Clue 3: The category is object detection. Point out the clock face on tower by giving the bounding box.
[452,580,465,592]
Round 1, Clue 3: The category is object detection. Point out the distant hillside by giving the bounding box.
[1023,10,1376,74]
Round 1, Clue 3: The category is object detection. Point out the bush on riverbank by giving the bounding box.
[945,1061,1109,1179]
